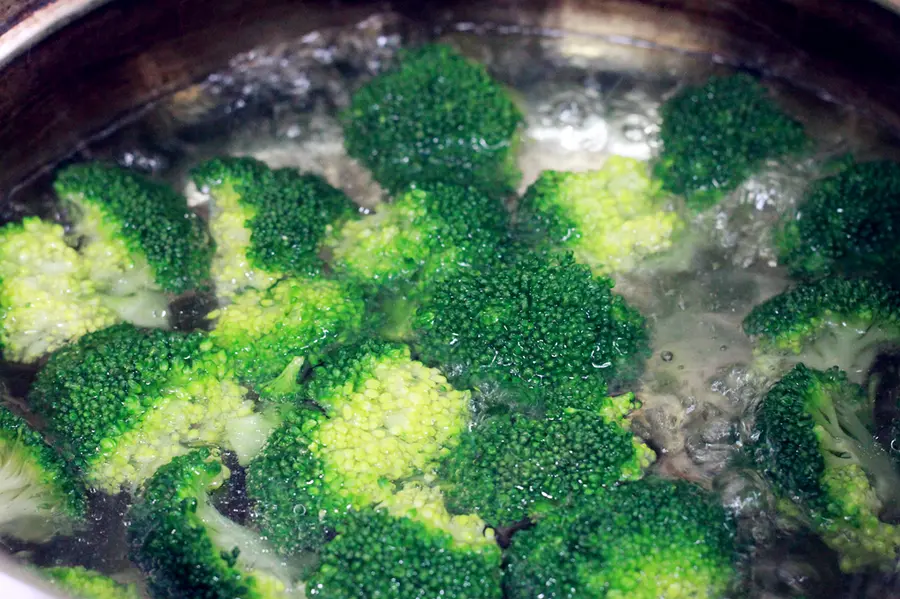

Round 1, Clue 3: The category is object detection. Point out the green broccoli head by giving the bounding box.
[656,73,807,211]
[504,478,739,599]
[518,157,684,274]
[0,217,119,362]
[754,363,900,572]
[343,43,523,193]
[414,250,649,407]
[41,567,140,599]
[438,400,655,527]
[29,323,259,492]
[742,277,900,382]
[54,162,212,295]
[247,341,473,555]
[191,157,359,298]
[308,482,501,599]
[776,160,900,281]
[129,448,304,599]
[208,276,366,397]
[0,406,85,543]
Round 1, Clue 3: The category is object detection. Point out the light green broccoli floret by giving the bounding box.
[41,567,140,599]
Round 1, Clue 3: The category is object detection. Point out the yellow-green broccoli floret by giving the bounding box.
[29,323,264,492]
[518,156,684,274]
[246,341,473,554]
[41,567,140,599]
[0,217,118,362]
[0,405,85,543]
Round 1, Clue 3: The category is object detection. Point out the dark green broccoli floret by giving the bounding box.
[0,406,85,543]
[247,341,473,554]
[439,397,654,527]
[517,156,685,274]
[504,478,738,599]
[129,449,304,599]
[754,364,900,571]
[414,250,649,407]
[743,277,900,382]
[41,566,140,599]
[29,323,264,492]
[343,44,523,193]
[54,162,212,295]
[307,485,501,599]
[656,73,807,211]
[191,157,358,298]
[776,160,900,282]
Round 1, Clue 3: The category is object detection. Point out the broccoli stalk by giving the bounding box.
[41,567,140,599]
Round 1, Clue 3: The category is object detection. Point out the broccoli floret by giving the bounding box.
[246,341,472,554]
[776,160,900,282]
[29,323,264,492]
[743,277,900,382]
[343,43,523,193]
[438,399,655,527]
[517,156,684,274]
[504,478,739,599]
[414,250,649,407]
[308,482,501,599]
[129,449,305,599]
[54,163,211,299]
[208,276,366,398]
[0,218,119,362]
[0,406,84,543]
[754,364,900,572]
[191,157,358,298]
[41,567,140,599]
[656,73,807,211]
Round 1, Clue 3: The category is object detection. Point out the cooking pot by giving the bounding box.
[1,0,900,597]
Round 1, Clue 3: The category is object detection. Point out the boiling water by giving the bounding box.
[4,12,900,598]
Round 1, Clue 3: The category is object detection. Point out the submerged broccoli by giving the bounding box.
[776,160,900,282]
[439,395,654,527]
[308,482,501,599]
[55,163,212,317]
[41,567,140,599]
[743,277,900,382]
[247,341,472,554]
[0,406,84,543]
[129,449,305,599]
[191,157,358,298]
[754,364,900,572]
[504,478,739,599]
[343,43,523,193]
[414,250,648,407]
[29,324,266,492]
[0,218,119,362]
[517,156,684,274]
[208,275,366,398]
[656,73,807,211]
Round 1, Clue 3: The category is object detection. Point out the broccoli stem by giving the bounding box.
[260,356,307,400]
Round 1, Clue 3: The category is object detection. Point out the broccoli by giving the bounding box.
[41,567,140,599]
[776,160,900,282]
[743,277,900,382]
[129,448,305,599]
[207,275,366,398]
[246,341,472,554]
[517,156,684,274]
[414,250,649,407]
[28,323,267,492]
[656,73,807,211]
[343,43,523,193]
[504,478,739,599]
[54,163,212,317]
[0,218,119,362]
[438,395,655,527]
[191,157,358,298]
[754,364,900,571]
[307,482,501,599]
[0,405,84,543]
